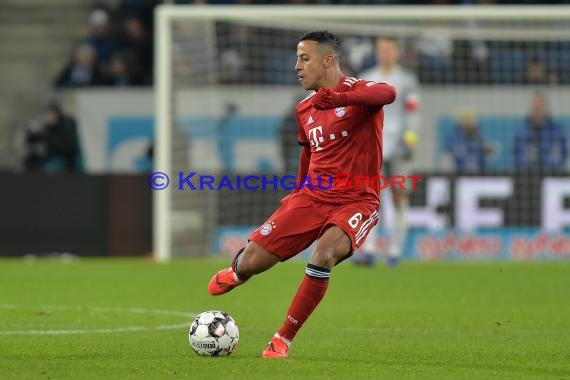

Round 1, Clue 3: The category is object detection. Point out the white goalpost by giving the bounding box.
[154,5,570,262]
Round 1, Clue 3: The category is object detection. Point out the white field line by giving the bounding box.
[0,304,196,336]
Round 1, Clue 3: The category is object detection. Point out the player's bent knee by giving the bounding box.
[309,248,338,268]
[310,226,352,268]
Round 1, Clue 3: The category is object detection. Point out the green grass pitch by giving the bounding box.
[1,258,569,379]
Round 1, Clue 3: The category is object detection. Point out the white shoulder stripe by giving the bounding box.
[299,91,316,104]
[343,77,359,87]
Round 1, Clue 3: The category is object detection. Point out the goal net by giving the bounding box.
[154,5,570,262]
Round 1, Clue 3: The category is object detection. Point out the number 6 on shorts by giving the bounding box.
[348,212,363,229]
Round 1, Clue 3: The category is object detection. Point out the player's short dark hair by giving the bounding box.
[300,30,342,58]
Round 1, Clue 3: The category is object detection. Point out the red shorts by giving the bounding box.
[249,192,379,261]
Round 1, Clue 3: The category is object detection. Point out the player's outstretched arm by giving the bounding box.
[313,82,396,110]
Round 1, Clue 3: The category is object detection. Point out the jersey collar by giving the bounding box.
[333,76,349,92]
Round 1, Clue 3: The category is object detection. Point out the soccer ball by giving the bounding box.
[189,310,239,356]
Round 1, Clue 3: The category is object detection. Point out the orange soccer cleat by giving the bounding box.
[261,335,290,359]
[207,268,242,296]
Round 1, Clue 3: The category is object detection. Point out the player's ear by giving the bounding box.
[322,55,334,69]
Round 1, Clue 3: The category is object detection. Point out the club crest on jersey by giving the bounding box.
[260,221,276,236]
[335,107,346,118]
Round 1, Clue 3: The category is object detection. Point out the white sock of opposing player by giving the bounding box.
[389,198,409,259]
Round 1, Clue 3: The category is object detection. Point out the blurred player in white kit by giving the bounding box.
[357,36,421,267]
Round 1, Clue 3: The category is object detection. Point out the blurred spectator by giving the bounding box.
[116,15,154,84]
[86,9,115,67]
[445,107,491,174]
[343,36,374,74]
[524,55,559,85]
[514,92,567,173]
[453,18,490,84]
[103,51,145,86]
[415,23,454,83]
[106,53,131,86]
[116,0,160,37]
[23,103,82,173]
[54,44,107,87]
[218,24,263,84]
[219,46,245,84]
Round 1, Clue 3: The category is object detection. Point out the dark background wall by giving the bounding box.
[0,173,151,257]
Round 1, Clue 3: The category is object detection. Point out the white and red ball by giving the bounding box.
[189,310,239,356]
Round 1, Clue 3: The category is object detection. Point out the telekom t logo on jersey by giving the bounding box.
[308,124,349,151]
[308,126,324,151]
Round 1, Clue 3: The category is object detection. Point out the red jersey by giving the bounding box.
[295,76,396,206]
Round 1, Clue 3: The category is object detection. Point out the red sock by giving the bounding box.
[277,264,330,344]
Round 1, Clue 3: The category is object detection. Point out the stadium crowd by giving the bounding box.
[53,0,570,88]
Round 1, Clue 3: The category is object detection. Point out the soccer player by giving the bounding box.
[207,31,396,358]
[357,36,421,267]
